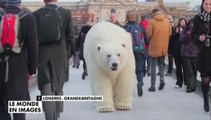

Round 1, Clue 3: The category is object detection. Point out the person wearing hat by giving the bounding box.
[146,8,172,92]
[0,0,38,120]
[192,0,211,112]
[33,0,75,119]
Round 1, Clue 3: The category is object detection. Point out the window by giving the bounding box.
[111,9,115,13]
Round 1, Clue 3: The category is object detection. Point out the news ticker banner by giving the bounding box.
[8,95,103,113]
[36,95,103,101]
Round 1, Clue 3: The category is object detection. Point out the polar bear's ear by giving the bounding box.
[122,44,125,48]
[97,44,102,51]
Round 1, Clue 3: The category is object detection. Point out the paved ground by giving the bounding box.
[27,64,211,120]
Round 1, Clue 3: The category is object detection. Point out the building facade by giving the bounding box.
[22,0,197,26]
[146,0,156,2]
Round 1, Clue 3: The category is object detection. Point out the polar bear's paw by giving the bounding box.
[115,103,132,110]
[96,106,115,112]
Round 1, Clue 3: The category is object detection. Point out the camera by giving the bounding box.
[204,35,211,47]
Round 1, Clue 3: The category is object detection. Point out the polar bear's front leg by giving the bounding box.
[113,69,135,110]
[89,74,115,112]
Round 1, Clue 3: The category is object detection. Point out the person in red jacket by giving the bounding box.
[139,16,151,76]
[139,16,148,30]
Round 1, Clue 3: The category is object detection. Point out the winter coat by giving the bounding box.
[0,6,38,101]
[123,21,149,60]
[171,27,183,57]
[33,4,75,91]
[139,20,148,30]
[77,25,92,60]
[168,27,175,55]
[192,15,211,73]
[179,30,198,57]
[146,12,172,57]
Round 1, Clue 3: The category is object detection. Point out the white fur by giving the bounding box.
[84,21,136,112]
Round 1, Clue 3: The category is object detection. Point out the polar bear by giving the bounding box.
[84,21,136,112]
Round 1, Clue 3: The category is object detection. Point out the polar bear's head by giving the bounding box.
[96,43,128,72]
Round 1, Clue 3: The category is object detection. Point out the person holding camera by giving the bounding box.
[171,18,187,88]
[179,19,198,93]
[192,0,211,112]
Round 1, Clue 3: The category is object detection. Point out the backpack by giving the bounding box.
[124,23,146,54]
[0,10,28,62]
[37,6,62,43]
[0,9,28,83]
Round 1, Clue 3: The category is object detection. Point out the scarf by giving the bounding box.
[199,11,211,22]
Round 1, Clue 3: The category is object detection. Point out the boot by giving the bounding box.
[201,83,210,112]
[203,94,209,112]
[82,70,87,80]
[158,81,165,90]
[137,85,143,97]
[148,85,156,92]
[82,72,86,80]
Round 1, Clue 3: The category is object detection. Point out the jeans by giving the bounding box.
[135,55,145,87]
[150,56,165,86]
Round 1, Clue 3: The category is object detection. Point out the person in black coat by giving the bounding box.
[171,18,187,88]
[71,25,81,69]
[33,0,75,119]
[192,0,211,112]
[77,25,92,80]
[0,0,38,120]
[165,15,174,76]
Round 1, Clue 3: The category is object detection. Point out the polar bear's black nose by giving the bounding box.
[112,63,118,67]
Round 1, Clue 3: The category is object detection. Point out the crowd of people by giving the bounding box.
[73,0,211,114]
[0,0,210,120]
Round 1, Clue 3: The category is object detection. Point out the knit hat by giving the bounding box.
[7,0,21,6]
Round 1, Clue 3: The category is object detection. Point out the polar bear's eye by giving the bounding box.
[107,55,111,57]
[117,54,120,57]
